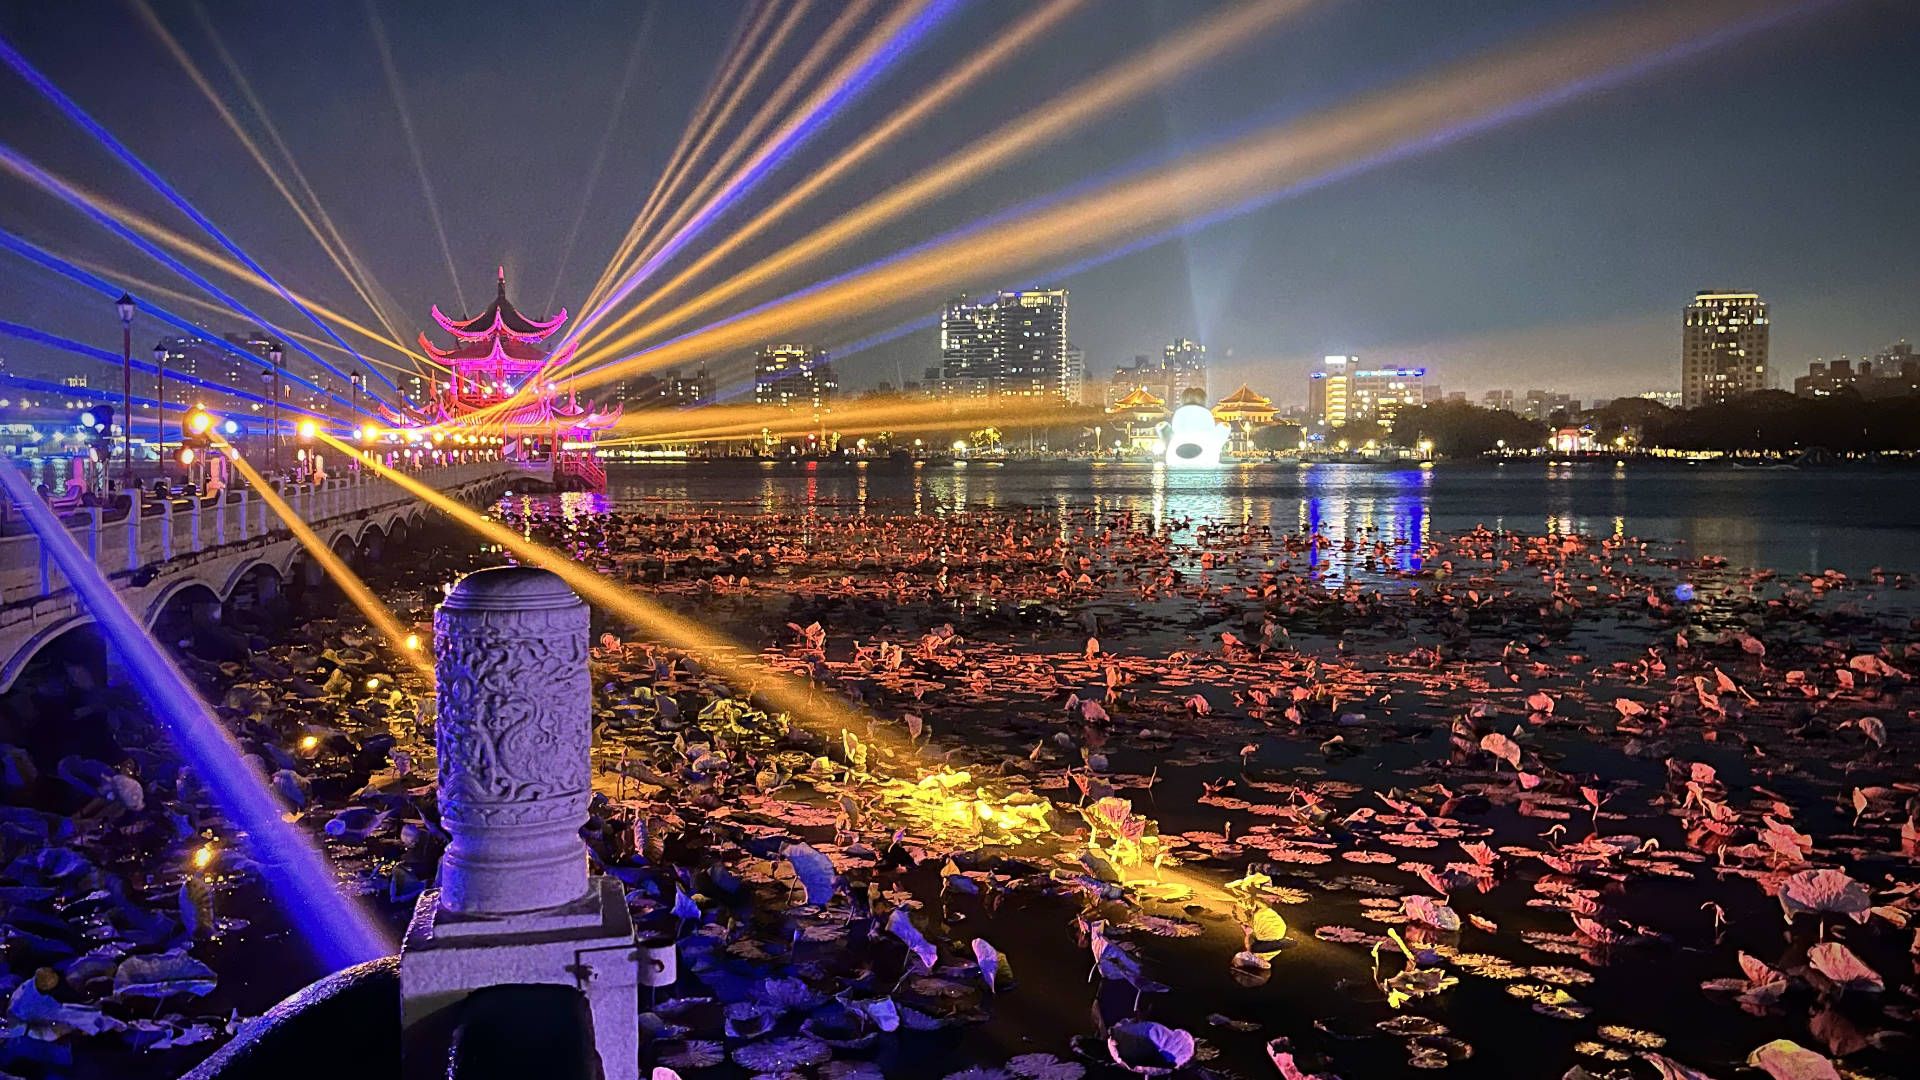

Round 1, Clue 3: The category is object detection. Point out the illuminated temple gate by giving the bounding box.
[397,268,618,490]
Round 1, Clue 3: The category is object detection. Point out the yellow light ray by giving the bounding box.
[131,0,410,363]
[60,249,417,379]
[325,431,881,732]
[186,0,420,362]
[542,5,659,314]
[218,437,432,678]
[582,3,785,315]
[543,0,1805,398]
[598,413,1086,450]
[582,2,804,316]
[568,0,1081,355]
[337,435,1251,933]
[0,154,441,373]
[570,0,1315,360]
[580,0,890,336]
[601,395,1091,445]
[580,2,784,317]
[364,0,466,312]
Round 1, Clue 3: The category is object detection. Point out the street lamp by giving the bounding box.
[350,370,364,418]
[267,345,283,472]
[115,294,134,490]
[153,343,168,486]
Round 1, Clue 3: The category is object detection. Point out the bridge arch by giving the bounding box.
[0,613,100,695]
[144,579,223,634]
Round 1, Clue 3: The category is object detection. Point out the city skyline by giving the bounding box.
[0,2,1915,406]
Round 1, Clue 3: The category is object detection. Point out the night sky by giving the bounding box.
[1,0,1916,405]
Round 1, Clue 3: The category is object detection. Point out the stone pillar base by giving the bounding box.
[400,877,638,1080]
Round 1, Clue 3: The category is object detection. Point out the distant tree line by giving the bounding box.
[1384,390,1920,456]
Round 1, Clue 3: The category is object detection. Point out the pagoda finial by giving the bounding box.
[496,265,507,301]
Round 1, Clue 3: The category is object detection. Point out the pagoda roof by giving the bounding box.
[418,330,560,368]
[431,268,568,342]
[1217,383,1272,407]
[1113,386,1166,409]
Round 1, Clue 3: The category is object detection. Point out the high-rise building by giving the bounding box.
[155,334,236,406]
[938,295,997,399]
[1481,389,1517,412]
[995,288,1069,399]
[1522,389,1576,421]
[1062,343,1086,405]
[1309,355,1427,427]
[620,366,713,409]
[223,331,283,394]
[754,345,836,409]
[1681,290,1770,407]
[1164,338,1207,400]
[936,289,1070,400]
[1309,355,1355,426]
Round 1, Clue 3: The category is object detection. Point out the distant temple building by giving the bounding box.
[404,268,618,489]
[1107,386,1168,452]
[1211,384,1276,454]
[1102,338,1207,410]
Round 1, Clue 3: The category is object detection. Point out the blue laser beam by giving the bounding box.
[0,230,373,417]
[0,323,332,426]
[579,0,1822,399]
[573,0,967,342]
[0,147,395,411]
[0,460,390,970]
[0,35,402,394]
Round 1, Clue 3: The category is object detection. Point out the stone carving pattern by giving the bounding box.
[433,605,590,828]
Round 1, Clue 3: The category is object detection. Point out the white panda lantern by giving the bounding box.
[1162,402,1230,468]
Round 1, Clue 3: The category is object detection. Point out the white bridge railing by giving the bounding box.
[0,458,522,608]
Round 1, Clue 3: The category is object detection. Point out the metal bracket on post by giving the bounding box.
[400,567,640,1080]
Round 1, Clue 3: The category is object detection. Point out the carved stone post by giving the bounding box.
[400,566,638,1080]
[435,566,591,913]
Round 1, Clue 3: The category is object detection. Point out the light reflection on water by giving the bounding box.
[526,460,1920,577]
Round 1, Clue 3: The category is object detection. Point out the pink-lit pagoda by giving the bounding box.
[402,268,618,489]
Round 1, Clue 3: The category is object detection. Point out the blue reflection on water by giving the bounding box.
[555,460,1920,577]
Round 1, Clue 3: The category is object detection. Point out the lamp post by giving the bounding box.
[263,348,282,473]
[115,294,134,490]
[153,343,168,488]
[350,370,363,417]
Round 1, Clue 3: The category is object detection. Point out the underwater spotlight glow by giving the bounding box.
[0,460,389,969]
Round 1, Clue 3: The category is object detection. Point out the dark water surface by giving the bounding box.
[48,459,1916,1080]
[563,459,1920,578]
